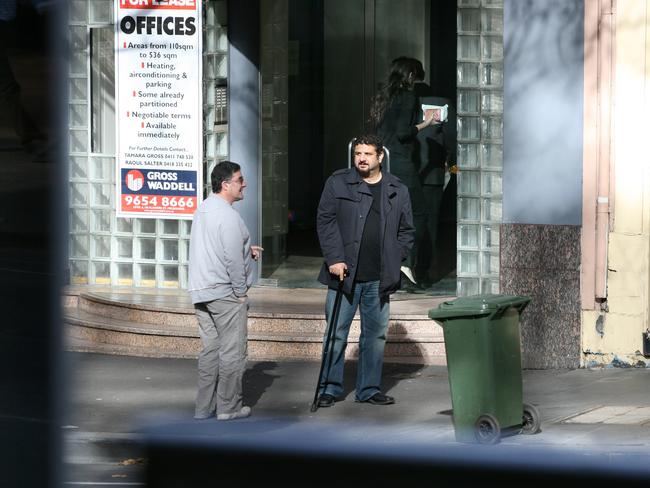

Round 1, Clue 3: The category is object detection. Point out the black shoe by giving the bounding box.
[317,394,336,407]
[358,392,395,405]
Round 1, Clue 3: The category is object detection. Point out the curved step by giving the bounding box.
[64,288,448,363]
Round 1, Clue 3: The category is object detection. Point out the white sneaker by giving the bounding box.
[216,406,251,421]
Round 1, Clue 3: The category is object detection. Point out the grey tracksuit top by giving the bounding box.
[188,193,252,304]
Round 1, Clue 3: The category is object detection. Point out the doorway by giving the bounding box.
[259,0,458,293]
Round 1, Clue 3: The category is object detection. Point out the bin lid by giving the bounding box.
[428,294,531,321]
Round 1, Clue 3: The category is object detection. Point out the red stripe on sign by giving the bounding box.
[119,0,197,10]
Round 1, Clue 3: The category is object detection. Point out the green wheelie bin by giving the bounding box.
[428,294,541,444]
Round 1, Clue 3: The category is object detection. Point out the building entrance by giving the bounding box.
[259,0,457,293]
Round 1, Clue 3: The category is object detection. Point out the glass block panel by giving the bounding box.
[92,209,111,232]
[482,171,502,196]
[93,261,111,285]
[70,208,89,232]
[91,183,111,206]
[117,263,133,286]
[459,197,480,221]
[117,237,133,258]
[138,264,156,287]
[481,116,503,140]
[481,92,503,113]
[458,117,480,140]
[459,224,480,249]
[482,63,503,87]
[69,77,87,101]
[458,89,480,114]
[89,0,112,23]
[69,103,87,127]
[205,0,216,24]
[217,26,228,52]
[458,144,480,168]
[216,131,228,157]
[139,218,156,234]
[481,8,503,33]
[204,105,215,131]
[93,235,111,258]
[179,265,188,288]
[482,198,502,222]
[204,27,217,52]
[181,220,192,237]
[458,8,480,32]
[69,0,88,22]
[458,35,480,60]
[90,157,113,181]
[162,240,179,261]
[482,225,499,249]
[70,260,89,285]
[180,239,190,262]
[70,182,88,205]
[116,218,133,233]
[459,0,480,6]
[482,35,503,60]
[481,278,499,294]
[204,79,216,105]
[162,220,179,235]
[482,0,503,6]
[69,25,86,51]
[70,51,87,76]
[459,251,479,274]
[162,266,179,288]
[457,277,480,297]
[139,238,156,260]
[482,251,499,275]
[458,170,480,195]
[70,156,87,179]
[70,234,89,258]
[205,132,216,158]
[70,129,88,153]
[482,144,503,168]
[457,62,479,86]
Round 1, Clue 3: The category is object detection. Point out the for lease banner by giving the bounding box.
[115,0,202,219]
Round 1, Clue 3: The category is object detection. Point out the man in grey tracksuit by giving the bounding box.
[188,161,263,421]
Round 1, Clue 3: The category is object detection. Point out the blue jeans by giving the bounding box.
[319,280,390,401]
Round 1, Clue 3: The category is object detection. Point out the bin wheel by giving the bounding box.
[521,403,541,435]
[474,414,501,444]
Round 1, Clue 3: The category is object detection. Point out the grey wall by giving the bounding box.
[503,0,584,225]
[229,0,260,262]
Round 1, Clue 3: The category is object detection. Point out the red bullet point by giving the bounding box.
[141,62,144,68]
[123,42,126,48]
[133,91,136,97]
[141,122,144,128]
[127,112,130,117]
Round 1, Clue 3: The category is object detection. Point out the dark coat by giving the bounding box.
[316,168,415,296]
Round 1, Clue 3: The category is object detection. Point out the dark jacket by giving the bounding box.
[316,168,415,296]
[413,85,457,186]
[376,90,420,181]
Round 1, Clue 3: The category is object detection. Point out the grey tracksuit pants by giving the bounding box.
[194,295,248,418]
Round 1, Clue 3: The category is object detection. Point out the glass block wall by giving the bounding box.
[67,0,228,288]
[456,0,503,296]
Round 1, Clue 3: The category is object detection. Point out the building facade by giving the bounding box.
[65,0,650,369]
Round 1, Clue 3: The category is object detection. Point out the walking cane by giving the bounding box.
[310,276,346,412]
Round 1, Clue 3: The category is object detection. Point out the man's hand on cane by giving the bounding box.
[329,262,348,281]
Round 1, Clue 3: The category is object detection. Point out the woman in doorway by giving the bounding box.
[369,56,438,291]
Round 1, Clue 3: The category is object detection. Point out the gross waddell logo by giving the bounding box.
[125,170,145,192]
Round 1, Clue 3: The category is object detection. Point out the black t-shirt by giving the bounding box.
[355,180,382,282]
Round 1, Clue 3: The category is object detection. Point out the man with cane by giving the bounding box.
[314,134,414,408]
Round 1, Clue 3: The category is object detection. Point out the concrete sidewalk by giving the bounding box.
[64,352,650,453]
[63,352,650,484]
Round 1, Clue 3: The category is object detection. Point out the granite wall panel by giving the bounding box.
[501,223,581,369]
